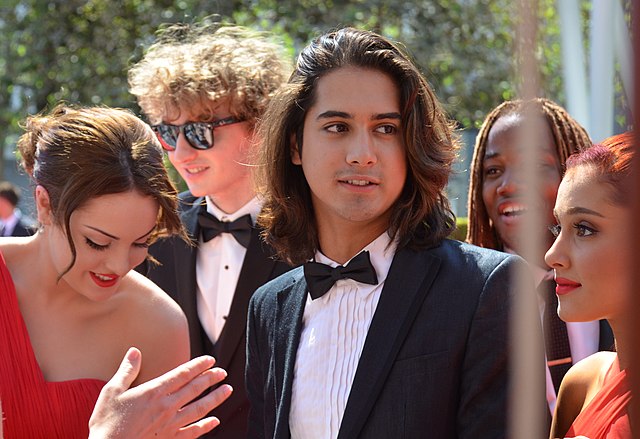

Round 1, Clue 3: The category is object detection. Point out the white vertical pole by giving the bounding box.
[589,0,615,142]
[613,0,633,113]
[557,0,590,129]
[510,1,546,438]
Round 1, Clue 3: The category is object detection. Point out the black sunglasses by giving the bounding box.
[151,117,244,151]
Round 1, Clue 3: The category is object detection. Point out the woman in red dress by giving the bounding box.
[0,105,213,437]
[546,132,634,439]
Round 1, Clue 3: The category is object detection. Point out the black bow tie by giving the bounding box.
[197,210,252,248]
[304,251,379,300]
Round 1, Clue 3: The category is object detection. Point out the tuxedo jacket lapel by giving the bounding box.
[178,198,206,356]
[273,276,307,438]
[337,247,442,439]
[216,226,280,368]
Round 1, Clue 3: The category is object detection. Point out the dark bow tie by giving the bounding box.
[304,250,378,300]
[197,210,252,248]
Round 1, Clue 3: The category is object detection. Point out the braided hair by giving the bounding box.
[466,98,592,250]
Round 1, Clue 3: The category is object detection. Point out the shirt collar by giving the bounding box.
[205,196,262,224]
[313,231,397,285]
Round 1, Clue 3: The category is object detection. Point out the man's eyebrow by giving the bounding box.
[317,110,352,120]
[372,112,401,121]
[316,111,401,121]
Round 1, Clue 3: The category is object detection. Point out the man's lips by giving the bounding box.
[183,166,209,175]
[337,176,380,188]
[555,277,581,295]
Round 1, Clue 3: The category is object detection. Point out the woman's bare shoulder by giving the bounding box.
[566,351,616,386]
[121,270,185,318]
[111,270,190,384]
[550,351,617,438]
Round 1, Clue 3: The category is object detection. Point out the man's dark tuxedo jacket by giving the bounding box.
[246,239,526,439]
[9,219,35,237]
[144,192,290,438]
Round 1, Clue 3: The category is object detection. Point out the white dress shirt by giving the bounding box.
[196,197,262,344]
[289,232,397,439]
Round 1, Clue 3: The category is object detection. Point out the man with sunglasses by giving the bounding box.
[128,21,292,438]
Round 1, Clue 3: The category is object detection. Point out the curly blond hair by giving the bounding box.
[128,21,291,125]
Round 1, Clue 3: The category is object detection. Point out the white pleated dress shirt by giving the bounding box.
[289,232,397,439]
[196,196,262,343]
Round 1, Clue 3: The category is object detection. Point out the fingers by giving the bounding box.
[176,417,221,439]
[174,383,233,428]
[107,347,142,392]
[144,355,217,397]
[172,367,229,410]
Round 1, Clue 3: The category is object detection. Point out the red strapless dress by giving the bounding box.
[565,357,631,438]
[0,252,106,438]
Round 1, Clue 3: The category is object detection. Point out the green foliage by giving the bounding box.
[450,216,468,242]
[233,0,521,128]
[0,0,224,179]
[0,0,630,186]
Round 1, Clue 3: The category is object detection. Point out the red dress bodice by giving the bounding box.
[565,356,631,438]
[0,252,106,438]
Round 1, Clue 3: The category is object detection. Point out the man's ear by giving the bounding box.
[35,185,53,226]
[290,134,302,165]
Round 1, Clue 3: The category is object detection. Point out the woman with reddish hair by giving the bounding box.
[546,132,634,438]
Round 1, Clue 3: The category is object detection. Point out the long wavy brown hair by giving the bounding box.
[255,27,459,265]
[466,98,592,250]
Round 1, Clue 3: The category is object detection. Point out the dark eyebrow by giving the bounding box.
[567,207,605,217]
[86,224,156,241]
[316,111,402,121]
[554,207,605,218]
[317,110,351,120]
[372,112,401,121]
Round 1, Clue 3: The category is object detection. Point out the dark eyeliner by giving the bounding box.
[572,222,596,237]
[85,237,108,251]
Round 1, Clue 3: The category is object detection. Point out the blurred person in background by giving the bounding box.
[0,181,35,237]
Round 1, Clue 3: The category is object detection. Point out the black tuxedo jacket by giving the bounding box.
[247,239,527,439]
[144,192,291,438]
[9,219,35,237]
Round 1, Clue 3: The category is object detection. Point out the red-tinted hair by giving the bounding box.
[565,131,634,205]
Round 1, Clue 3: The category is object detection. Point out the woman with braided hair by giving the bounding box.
[466,98,613,432]
[467,98,591,254]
